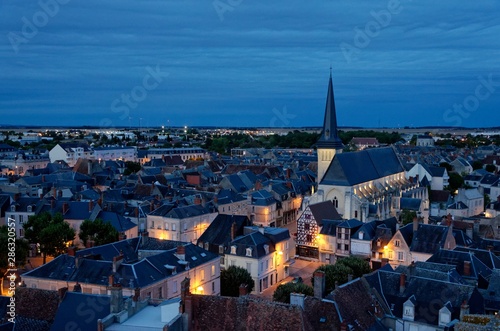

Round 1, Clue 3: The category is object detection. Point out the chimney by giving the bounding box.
[463,261,471,276]
[194,196,201,205]
[446,213,452,226]
[460,301,470,320]
[413,217,419,232]
[133,287,140,302]
[134,207,139,218]
[255,180,262,191]
[58,189,63,198]
[239,284,248,297]
[180,277,191,313]
[340,321,348,331]
[62,202,69,214]
[85,239,95,248]
[290,293,305,309]
[176,245,186,261]
[112,253,124,273]
[313,270,325,299]
[58,287,68,301]
[67,246,76,256]
[52,187,57,199]
[73,282,82,292]
[213,195,218,204]
[88,200,94,212]
[231,221,237,241]
[108,275,124,313]
[150,200,154,212]
[118,232,126,241]
[400,273,406,294]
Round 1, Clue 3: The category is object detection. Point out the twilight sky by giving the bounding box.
[1,0,500,128]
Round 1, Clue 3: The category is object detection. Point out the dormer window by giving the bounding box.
[10,205,15,212]
[246,248,252,257]
[403,295,416,321]
[204,242,209,250]
[231,246,236,254]
[438,302,452,326]
[219,245,224,254]
[27,205,32,213]
[264,245,269,254]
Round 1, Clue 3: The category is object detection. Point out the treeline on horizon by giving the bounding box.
[204,130,404,154]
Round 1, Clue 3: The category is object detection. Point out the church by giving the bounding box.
[297,73,424,260]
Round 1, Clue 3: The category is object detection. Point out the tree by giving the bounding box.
[0,226,29,276]
[485,164,497,173]
[439,162,453,173]
[123,161,142,175]
[400,210,417,225]
[79,219,119,247]
[273,282,313,303]
[23,212,75,264]
[446,172,464,195]
[312,257,371,293]
[472,160,484,171]
[220,265,255,297]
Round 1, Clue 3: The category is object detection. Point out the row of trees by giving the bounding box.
[204,130,404,155]
[15,213,119,265]
[220,256,370,303]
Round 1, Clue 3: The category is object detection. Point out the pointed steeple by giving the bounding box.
[317,72,343,149]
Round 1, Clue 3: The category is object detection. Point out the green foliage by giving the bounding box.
[23,212,75,263]
[0,226,29,275]
[472,160,484,171]
[312,256,371,293]
[339,130,403,145]
[79,219,119,247]
[124,161,142,175]
[400,210,417,225]
[273,282,313,303]
[439,162,453,172]
[485,164,496,173]
[220,265,255,297]
[446,172,464,195]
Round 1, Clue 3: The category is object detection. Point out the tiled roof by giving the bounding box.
[321,147,404,186]
[410,224,450,254]
[308,200,341,226]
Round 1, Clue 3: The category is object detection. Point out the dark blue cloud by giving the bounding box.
[1,0,499,128]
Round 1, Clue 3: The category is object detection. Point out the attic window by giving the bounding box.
[200,253,207,257]
[204,242,209,250]
[27,205,32,212]
[231,246,236,254]
[10,205,15,212]
[191,256,197,261]
[219,245,224,254]
[246,248,252,257]
[264,245,269,254]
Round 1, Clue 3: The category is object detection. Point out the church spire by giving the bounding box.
[317,72,343,149]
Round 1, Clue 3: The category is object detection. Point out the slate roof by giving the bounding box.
[448,201,468,210]
[321,147,404,186]
[24,239,219,289]
[250,189,275,206]
[308,200,341,226]
[410,224,451,254]
[97,211,137,232]
[197,214,251,254]
[429,190,450,203]
[338,218,363,230]
[50,291,110,331]
[319,220,343,236]
[400,197,421,211]
[227,231,276,258]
